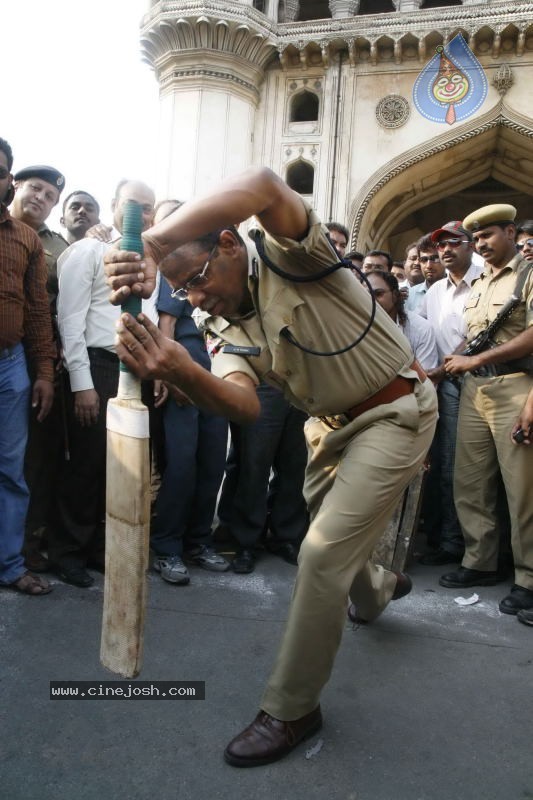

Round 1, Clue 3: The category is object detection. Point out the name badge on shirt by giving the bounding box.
[223,344,261,357]
[464,293,481,309]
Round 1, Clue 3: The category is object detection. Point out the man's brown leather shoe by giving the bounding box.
[348,570,412,624]
[224,706,322,767]
[391,570,413,600]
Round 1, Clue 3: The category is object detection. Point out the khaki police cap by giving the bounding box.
[462,204,517,232]
[13,165,65,193]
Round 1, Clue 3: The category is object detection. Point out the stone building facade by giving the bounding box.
[140,1,533,256]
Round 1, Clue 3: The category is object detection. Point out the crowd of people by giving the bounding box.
[1,135,532,764]
[0,139,311,597]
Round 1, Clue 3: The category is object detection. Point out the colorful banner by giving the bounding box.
[413,34,488,125]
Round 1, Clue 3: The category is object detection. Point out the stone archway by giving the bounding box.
[349,102,533,258]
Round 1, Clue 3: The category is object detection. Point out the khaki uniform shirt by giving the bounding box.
[206,205,416,417]
[37,225,69,310]
[464,253,533,344]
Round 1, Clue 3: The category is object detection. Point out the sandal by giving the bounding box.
[10,571,53,595]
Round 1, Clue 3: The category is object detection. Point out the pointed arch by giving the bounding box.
[349,103,533,252]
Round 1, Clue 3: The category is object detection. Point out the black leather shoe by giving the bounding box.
[224,706,322,767]
[55,566,94,588]
[499,585,533,616]
[267,541,299,565]
[419,548,463,566]
[517,608,533,627]
[439,566,506,589]
[232,549,255,574]
[348,571,412,624]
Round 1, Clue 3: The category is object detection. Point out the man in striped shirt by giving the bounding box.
[0,137,55,595]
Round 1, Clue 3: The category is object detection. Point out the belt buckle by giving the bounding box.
[319,415,344,430]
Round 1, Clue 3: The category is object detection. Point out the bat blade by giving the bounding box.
[101,394,151,678]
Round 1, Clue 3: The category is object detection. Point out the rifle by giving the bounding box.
[460,291,533,377]
[461,293,521,357]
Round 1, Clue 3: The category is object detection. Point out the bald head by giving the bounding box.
[112,180,155,233]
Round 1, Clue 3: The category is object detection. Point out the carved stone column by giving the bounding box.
[329,0,359,19]
[398,0,422,10]
[140,3,277,198]
[280,0,299,22]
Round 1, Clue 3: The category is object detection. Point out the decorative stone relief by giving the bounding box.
[375,95,410,129]
[492,63,513,96]
[282,144,319,165]
[329,0,359,19]
[280,0,299,22]
[144,3,533,71]
[287,78,323,96]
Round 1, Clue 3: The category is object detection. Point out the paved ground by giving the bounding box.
[1,548,532,800]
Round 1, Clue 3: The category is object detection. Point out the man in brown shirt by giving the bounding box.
[0,138,55,594]
[104,167,438,766]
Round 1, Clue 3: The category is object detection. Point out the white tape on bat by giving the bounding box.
[107,403,149,438]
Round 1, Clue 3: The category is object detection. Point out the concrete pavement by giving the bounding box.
[1,551,532,800]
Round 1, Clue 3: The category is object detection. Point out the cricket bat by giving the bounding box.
[100,201,151,678]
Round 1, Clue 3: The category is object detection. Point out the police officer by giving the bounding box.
[10,165,68,572]
[442,204,533,619]
[12,165,68,305]
[104,166,437,767]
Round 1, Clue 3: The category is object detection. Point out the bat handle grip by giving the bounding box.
[119,201,144,377]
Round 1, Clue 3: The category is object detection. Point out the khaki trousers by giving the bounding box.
[261,379,437,720]
[454,373,533,590]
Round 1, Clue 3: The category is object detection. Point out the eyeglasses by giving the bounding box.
[436,238,470,249]
[0,167,10,180]
[516,238,533,251]
[419,254,440,264]
[170,244,218,301]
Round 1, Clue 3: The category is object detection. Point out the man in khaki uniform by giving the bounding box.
[11,165,68,306]
[11,165,69,572]
[442,204,533,620]
[512,387,533,628]
[104,167,438,767]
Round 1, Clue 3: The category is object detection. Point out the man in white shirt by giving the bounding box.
[405,234,445,312]
[404,242,424,287]
[418,221,482,565]
[48,180,156,587]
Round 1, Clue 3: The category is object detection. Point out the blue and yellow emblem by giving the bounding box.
[413,34,488,125]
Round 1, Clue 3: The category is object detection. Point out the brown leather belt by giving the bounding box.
[344,360,426,421]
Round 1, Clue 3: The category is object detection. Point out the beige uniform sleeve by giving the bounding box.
[211,350,260,385]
